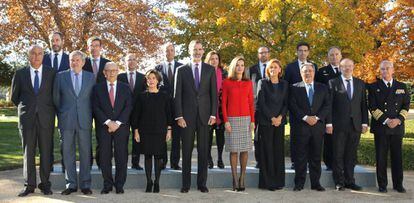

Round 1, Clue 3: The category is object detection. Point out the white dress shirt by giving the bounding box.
[90,56,101,71]
[104,80,122,126]
[191,62,202,80]
[341,75,354,99]
[126,70,136,85]
[30,65,43,88]
[259,61,269,78]
[164,60,176,75]
[50,50,63,69]
[302,82,318,121]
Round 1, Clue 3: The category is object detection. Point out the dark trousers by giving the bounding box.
[208,123,224,162]
[180,117,209,189]
[294,128,323,187]
[93,122,101,168]
[166,123,181,167]
[332,122,361,185]
[374,132,403,188]
[323,133,333,169]
[50,132,65,171]
[99,126,129,190]
[258,125,285,189]
[20,115,53,190]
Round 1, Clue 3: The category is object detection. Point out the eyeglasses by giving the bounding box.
[105,69,118,73]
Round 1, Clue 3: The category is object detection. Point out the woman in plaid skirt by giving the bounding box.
[222,56,255,191]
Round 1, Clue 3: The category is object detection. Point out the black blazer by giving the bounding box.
[92,82,133,129]
[256,79,289,126]
[328,77,368,133]
[117,71,145,103]
[249,63,264,85]
[83,57,111,83]
[155,61,183,97]
[288,81,331,135]
[368,79,410,135]
[42,52,70,72]
[174,62,217,127]
[11,66,56,129]
[316,64,341,85]
[284,60,318,85]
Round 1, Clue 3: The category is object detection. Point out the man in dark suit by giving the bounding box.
[53,51,95,195]
[289,63,330,192]
[368,60,410,193]
[248,46,270,169]
[284,42,318,169]
[92,62,132,194]
[327,58,368,191]
[42,31,70,173]
[315,46,342,171]
[155,43,183,170]
[82,36,111,168]
[11,45,56,197]
[174,40,217,193]
[118,53,145,170]
[82,36,111,83]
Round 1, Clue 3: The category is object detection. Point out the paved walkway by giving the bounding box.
[0,150,413,202]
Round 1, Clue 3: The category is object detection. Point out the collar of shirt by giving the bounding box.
[70,69,83,77]
[91,56,101,64]
[126,69,136,76]
[298,59,307,66]
[52,50,63,58]
[107,80,117,93]
[304,82,314,94]
[331,64,339,72]
[30,65,43,87]
[191,62,202,77]
[341,75,353,83]
[30,65,43,74]
[382,78,393,87]
[164,60,175,73]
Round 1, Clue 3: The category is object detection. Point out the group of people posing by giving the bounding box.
[11,31,410,197]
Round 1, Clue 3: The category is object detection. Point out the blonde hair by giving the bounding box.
[227,56,249,81]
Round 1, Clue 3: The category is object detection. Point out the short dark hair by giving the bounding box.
[144,69,163,89]
[296,42,310,50]
[87,36,102,46]
[49,31,64,41]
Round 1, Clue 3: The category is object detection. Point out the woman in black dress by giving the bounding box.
[256,59,288,190]
[132,69,172,193]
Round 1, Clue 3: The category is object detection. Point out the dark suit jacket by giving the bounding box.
[249,63,264,85]
[288,81,331,135]
[328,77,368,133]
[83,57,111,83]
[42,52,70,72]
[117,71,145,103]
[174,62,217,127]
[368,79,410,135]
[11,66,56,129]
[284,60,318,85]
[155,61,183,97]
[256,79,289,126]
[92,82,133,130]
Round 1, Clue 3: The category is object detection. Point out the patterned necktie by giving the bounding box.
[53,53,59,70]
[334,67,339,74]
[346,79,352,100]
[129,72,135,91]
[262,64,266,78]
[194,63,200,90]
[74,73,80,96]
[387,82,391,88]
[109,83,115,108]
[308,84,314,105]
[34,70,39,95]
[92,59,98,79]
[168,62,173,82]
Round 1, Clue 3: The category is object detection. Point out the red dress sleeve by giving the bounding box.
[248,81,255,123]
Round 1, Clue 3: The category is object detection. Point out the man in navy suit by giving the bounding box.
[248,46,270,169]
[42,31,70,72]
[92,62,132,194]
[155,43,183,170]
[118,53,146,170]
[315,46,342,171]
[82,36,111,168]
[284,42,318,169]
[53,51,95,195]
[43,31,70,172]
[289,63,330,192]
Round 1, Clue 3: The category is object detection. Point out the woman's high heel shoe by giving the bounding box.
[232,178,239,191]
[238,175,245,191]
[145,180,153,193]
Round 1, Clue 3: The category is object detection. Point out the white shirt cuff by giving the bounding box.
[326,124,333,127]
[115,121,122,126]
[383,118,389,125]
[175,117,183,121]
[362,124,368,127]
[302,115,308,121]
[210,116,216,119]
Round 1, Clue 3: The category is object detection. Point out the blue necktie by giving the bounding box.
[346,79,352,100]
[308,84,314,105]
[74,73,80,96]
[53,53,58,70]
[34,70,39,95]
[194,63,200,90]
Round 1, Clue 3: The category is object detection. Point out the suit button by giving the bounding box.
[395,103,398,105]
[384,109,387,112]
[385,102,387,105]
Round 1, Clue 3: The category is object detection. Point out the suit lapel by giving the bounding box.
[78,72,89,97]
[199,63,208,91]
[24,68,35,95]
[114,83,122,110]
[351,77,358,101]
[38,68,48,94]
[187,63,197,92]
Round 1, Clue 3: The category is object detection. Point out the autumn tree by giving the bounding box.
[0,0,167,63]
[167,0,413,82]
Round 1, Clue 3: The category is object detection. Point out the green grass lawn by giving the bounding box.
[1,108,413,170]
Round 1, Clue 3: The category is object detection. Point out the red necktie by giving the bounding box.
[109,83,115,108]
